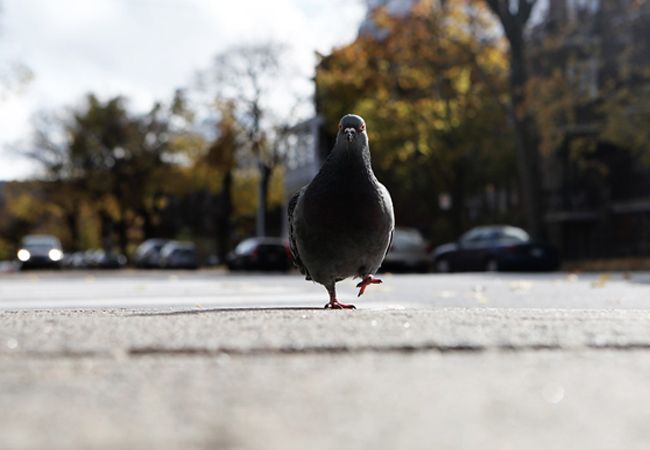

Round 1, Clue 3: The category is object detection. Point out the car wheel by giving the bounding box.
[485,258,499,272]
[435,258,451,273]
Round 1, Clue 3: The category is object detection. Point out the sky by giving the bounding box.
[0,0,367,181]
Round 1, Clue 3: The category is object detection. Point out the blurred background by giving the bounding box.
[0,0,648,272]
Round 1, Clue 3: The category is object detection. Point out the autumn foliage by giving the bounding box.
[317,0,517,240]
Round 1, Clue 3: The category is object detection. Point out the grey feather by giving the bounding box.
[287,114,394,301]
[288,186,310,280]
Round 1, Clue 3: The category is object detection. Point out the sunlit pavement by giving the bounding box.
[2,270,650,449]
[2,269,650,310]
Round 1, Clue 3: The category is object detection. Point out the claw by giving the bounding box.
[324,300,356,309]
[356,274,382,297]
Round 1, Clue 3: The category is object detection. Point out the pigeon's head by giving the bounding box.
[337,114,367,146]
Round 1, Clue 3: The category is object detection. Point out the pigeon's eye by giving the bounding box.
[338,124,342,130]
[359,123,365,132]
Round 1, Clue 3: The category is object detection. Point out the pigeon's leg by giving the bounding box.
[324,283,356,310]
[356,274,382,297]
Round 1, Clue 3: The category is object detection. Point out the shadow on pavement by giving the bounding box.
[128,307,326,317]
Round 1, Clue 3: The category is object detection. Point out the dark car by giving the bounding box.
[159,241,199,270]
[62,251,88,269]
[134,239,170,268]
[84,249,127,269]
[16,234,64,270]
[432,225,559,272]
[227,237,292,272]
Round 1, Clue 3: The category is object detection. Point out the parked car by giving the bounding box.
[63,251,88,269]
[16,234,63,270]
[134,239,170,268]
[432,225,559,272]
[82,249,101,268]
[86,249,127,269]
[381,227,430,272]
[227,237,292,272]
[159,241,199,270]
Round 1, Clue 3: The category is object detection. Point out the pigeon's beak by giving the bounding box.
[344,128,356,142]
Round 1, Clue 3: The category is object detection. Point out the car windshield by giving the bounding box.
[235,239,258,255]
[461,226,530,244]
[393,229,424,246]
[460,228,488,243]
[501,227,530,243]
[23,236,60,247]
[137,240,167,255]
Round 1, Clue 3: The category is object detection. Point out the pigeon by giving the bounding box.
[288,114,394,309]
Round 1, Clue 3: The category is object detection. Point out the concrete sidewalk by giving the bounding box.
[3,307,650,449]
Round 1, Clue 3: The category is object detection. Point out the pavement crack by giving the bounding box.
[6,343,650,360]
[587,343,650,351]
[125,343,570,358]
[126,343,512,357]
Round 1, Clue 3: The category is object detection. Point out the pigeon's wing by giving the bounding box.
[379,182,395,262]
[288,187,311,280]
[383,228,394,260]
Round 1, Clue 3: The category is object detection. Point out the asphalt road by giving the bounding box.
[3,270,650,449]
[2,269,650,310]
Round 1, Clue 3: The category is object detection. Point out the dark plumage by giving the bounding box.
[288,114,394,309]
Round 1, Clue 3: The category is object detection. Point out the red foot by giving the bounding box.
[356,275,382,297]
[324,300,356,309]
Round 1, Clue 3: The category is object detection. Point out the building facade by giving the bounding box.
[533,0,650,258]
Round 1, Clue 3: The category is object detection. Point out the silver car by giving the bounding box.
[159,241,199,270]
[381,227,430,272]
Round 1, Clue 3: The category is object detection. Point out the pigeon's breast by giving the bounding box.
[294,173,393,284]
[298,187,391,282]
[303,184,386,234]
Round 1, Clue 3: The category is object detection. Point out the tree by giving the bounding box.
[484,0,543,238]
[526,0,650,212]
[24,111,86,250]
[199,43,297,237]
[20,87,297,260]
[0,181,61,254]
[204,101,239,262]
[317,0,515,239]
[25,94,178,255]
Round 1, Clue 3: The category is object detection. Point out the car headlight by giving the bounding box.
[17,249,31,262]
[48,249,63,261]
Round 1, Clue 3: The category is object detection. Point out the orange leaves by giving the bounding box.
[316,0,514,203]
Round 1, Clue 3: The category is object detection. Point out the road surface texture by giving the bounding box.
[2,270,650,449]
